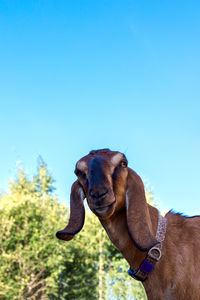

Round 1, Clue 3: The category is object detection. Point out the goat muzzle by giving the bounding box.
[89,186,109,201]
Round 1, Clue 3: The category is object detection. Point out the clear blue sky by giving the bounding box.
[0,0,200,215]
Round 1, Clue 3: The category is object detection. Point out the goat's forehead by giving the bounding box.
[76,151,125,171]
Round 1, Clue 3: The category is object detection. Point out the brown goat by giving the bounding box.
[56,149,200,299]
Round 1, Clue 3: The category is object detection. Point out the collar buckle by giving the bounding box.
[148,246,162,261]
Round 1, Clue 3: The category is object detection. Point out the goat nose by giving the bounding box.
[89,187,108,200]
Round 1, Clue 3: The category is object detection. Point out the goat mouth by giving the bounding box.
[93,202,115,215]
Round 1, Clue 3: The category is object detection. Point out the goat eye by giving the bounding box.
[80,172,87,181]
[120,161,127,168]
[81,172,87,180]
[75,169,86,178]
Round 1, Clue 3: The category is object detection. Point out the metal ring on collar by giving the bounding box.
[148,246,162,261]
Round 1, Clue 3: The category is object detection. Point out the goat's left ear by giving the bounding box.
[56,180,85,241]
[126,168,157,252]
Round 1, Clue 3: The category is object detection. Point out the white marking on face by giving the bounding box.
[77,160,87,172]
[79,187,85,200]
[111,153,123,166]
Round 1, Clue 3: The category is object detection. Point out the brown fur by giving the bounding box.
[56,149,200,299]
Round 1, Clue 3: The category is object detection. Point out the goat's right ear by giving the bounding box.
[126,168,157,252]
[56,180,85,241]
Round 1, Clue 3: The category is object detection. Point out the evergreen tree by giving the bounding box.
[0,159,67,299]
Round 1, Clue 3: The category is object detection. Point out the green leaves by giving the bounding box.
[0,159,66,299]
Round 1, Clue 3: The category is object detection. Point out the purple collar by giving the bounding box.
[128,213,167,282]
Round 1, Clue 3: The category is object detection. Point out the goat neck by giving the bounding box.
[99,204,159,271]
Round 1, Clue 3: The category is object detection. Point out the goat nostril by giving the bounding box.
[89,190,94,197]
[89,189,96,198]
[101,190,108,197]
[89,188,108,200]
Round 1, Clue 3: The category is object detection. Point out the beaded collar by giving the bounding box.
[128,213,167,282]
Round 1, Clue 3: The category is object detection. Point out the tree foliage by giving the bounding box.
[0,159,152,299]
[0,161,67,299]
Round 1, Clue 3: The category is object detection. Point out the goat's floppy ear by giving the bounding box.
[126,168,157,252]
[56,180,85,241]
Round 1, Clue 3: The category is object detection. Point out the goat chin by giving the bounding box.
[91,201,116,218]
[56,148,200,299]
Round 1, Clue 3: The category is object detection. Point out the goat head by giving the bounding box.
[56,149,157,251]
